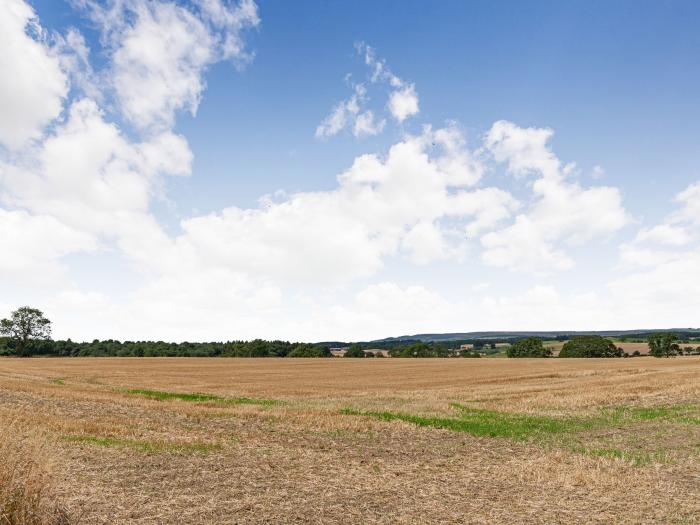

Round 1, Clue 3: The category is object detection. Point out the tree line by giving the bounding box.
[0,337,484,358]
[0,335,333,358]
[0,307,490,358]
[1,307,698,358]
[506,334,700,358]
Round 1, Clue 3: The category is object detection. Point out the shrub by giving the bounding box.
[506,338,551,358]
[559,336,623,358]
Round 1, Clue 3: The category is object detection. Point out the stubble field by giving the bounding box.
[1,357,700,524]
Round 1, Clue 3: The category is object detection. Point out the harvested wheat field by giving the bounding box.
[1,357,699,524]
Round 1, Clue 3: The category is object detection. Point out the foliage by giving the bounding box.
[0,336,499,359]
[648,332,678,357]
[389,342,452,358]
[0,338,336,358]
[223,339,293,357]
[4,319,694,360]
[344,344,366,358]
[0,337,12,356]
[286,344,332,358]
[325,336,522,353]
[559,335,623,358]
[506,337,551,358]
[0,307,52,357]
[0,337,481,358]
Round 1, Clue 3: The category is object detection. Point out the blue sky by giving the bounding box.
[1,0,700,341]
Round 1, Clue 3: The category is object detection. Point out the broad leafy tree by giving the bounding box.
[506,337,552,358]
[0,307,52,357]
[559,335,622,358]
[647,332,678,358]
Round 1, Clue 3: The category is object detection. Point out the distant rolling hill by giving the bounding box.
[371,329,700,343]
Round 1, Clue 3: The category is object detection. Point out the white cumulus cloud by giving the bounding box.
[612,180,700,319]
[481,120,629,272]
[0,0,68,150]
[353,110,386,137]
[171,125,497,283]
[0,208,96,282]
[81,0,260,130]
[1,99,192,238]
[316,42,420,139]
[387,84,419,123]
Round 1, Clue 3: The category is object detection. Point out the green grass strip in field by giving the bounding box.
[597,404,700,426]
[569,446,669,466]
[63,434,221,453]
[124,388,281,406]
[341,406,576,440]
[342,402,700,441]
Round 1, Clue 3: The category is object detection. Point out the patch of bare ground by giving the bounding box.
[1,357,699,524]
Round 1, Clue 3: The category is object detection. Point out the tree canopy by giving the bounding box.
[506,337,552,358]
[388,342,451,357]
[0,337,487,358]
[559,335,623,358]
[0,307,52,357]
[344,345,366,357]
[286,344,332,358]
[648,333,679,358]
